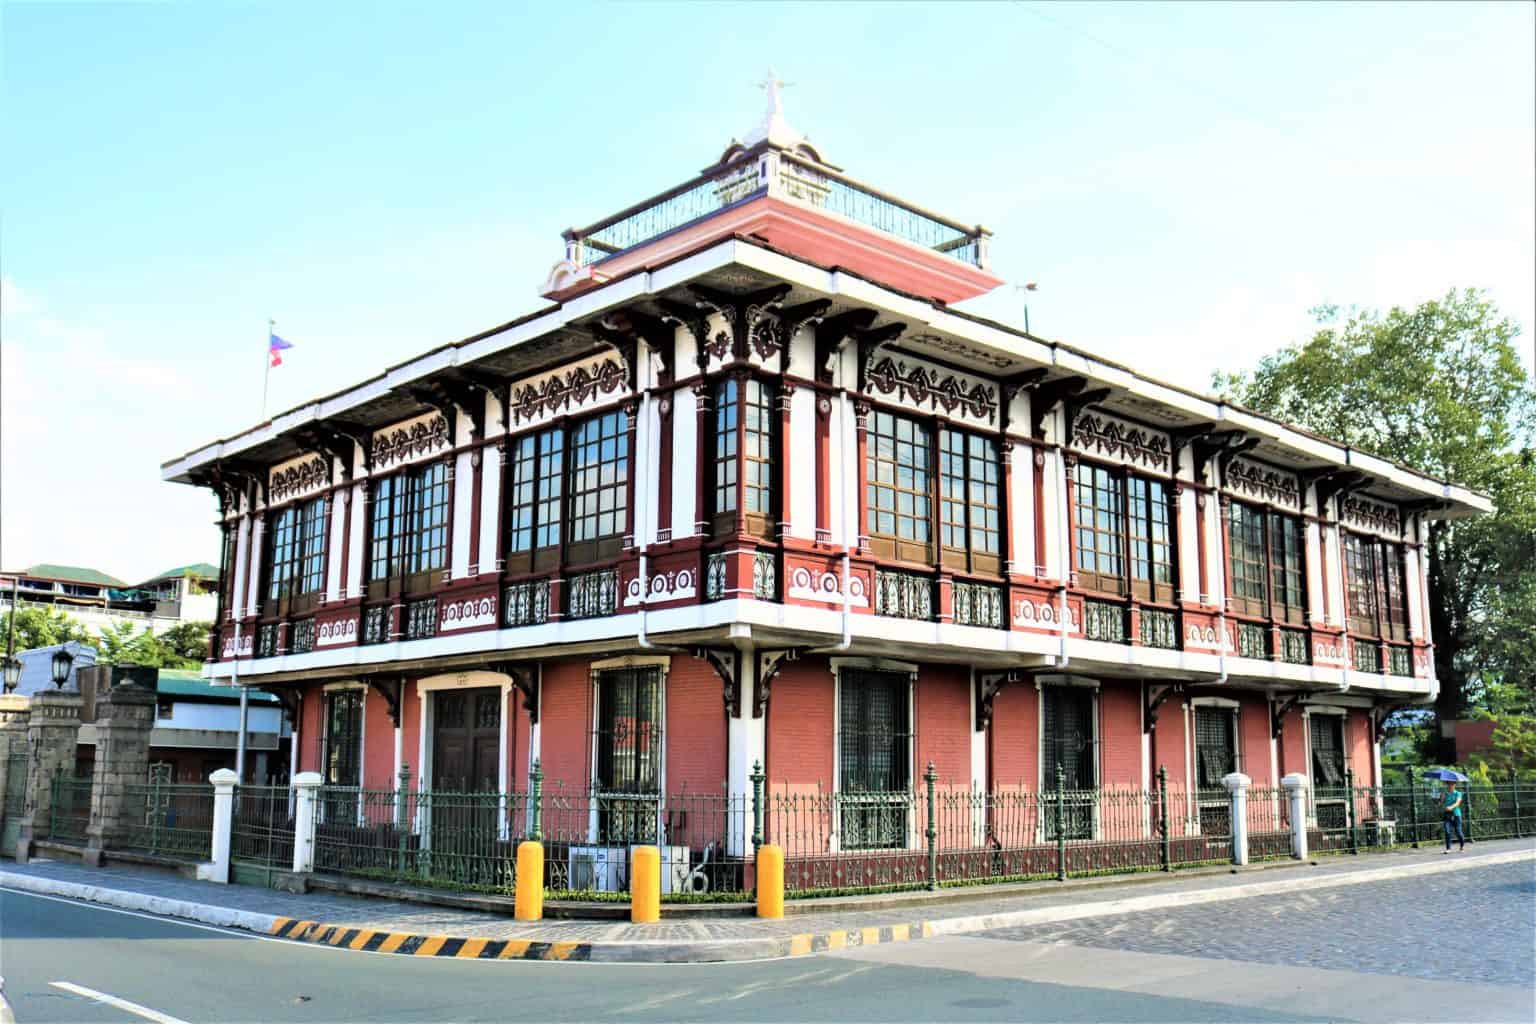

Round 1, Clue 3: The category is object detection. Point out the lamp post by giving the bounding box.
[50,647,74,689]
[1017,281,1039,335]
[3,576,20,693]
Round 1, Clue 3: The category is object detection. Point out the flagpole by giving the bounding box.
[262,318,274,421]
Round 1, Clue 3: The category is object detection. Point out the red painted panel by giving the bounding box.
[914,664,970,787]
[540,659,593,792]
[1099,683,1142,788]
[764,656,834,791]
[363,686,394,792]
[1348,709,1374,787]
[990,683,1038,789]
[665,655,728,794]
[1279,707,1306,779]
[298,685,323,775]
[1151,696,1190,790]
[1240,694,1274,786]
[400,679,421,785]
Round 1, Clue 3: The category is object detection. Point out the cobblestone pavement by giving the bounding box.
[983,859,1536,988]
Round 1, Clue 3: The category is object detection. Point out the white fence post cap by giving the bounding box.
[1281,772,1309,791]
[1221,772,1252,793]
[293,771,324,788]
[209,768,239,786]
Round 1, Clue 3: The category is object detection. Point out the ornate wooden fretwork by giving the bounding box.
[1071,413,1173,472]
[371,414,450,470]
[1225,458,1301,508]
[1343,495,1402,535]
[998,368,1050,433]
[695,646,743,717]
[509,359,626,425]
[814,308,878,382]
[688,283,793,365]
[776,299,832,373]
[655,298,711,372]
[268,455,329,504]
[865,356,996,424]
[366,676,404,727]
[486,661,539,725]
[1029,376,1086,439]
[976,669,1036,731]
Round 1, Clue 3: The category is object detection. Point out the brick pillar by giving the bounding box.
[0,694,32,851]
[15,689,83,863]
[84,682,157,867]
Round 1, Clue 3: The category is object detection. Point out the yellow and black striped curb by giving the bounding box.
[266,915,936,962]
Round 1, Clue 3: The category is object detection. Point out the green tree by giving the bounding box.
[0,606,91,651]
[158,621,213,663]
[93,621,198,670]
[1465,716,1536,780]
[1214,289,1536,746]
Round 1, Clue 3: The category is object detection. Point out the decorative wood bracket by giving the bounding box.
[854,321,908,393]
[1192,430,1248,484]
[756,648,804,718]
[590,322,641,392]
[814,308,878,382]
[405,384,474,446]
[999,369,1050,434]
[366,676,404,728]
[775,299,832,374]
[1271,692,1308,739]
[695,646,743,717]
[485,662,539,724]
[687,283,792,361]
[655,298,711,373]
[1169,423,1218,474]
[1144,682,1185,734]
[1371,702,1410,743]
[1062,388,1112,442]
[1311,469,1370,516]
[222,458,269,509]
[976,669,1035,732]
[1029,376,1087,439]
[323,420,374,476]
[294,425,358,483]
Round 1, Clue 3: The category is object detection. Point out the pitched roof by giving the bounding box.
[142,563,220,583]
[20,564,128,587]
[156,668,278,703]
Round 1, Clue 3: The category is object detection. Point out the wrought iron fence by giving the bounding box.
[704,552,726,601]
[114,780,215,860]
[1387,645,1412,677]
[290,617,316,655]
[874,569,934,621]
[1236,622,1269,659]
[255,623,279,658]
[752,551,777,600]
[1280,628,1310,665]
[404,597,438,640]
[503,579,551,627]
[1082,600,1128,643]
[361,604,388,645]
[953,580,1005,629]
[566,568,619,619]
[1139,607,1178,649]
[1352,639,1382,674]
[232,784,296,874]
[49,775,93,842]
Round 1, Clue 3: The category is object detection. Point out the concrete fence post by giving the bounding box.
[1282,772,1309,860]
[1221,772,1252,866]
[197,769,239,884]
[85,682,156,868]
[291,771,323,874]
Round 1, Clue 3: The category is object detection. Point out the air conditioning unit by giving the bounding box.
[658,845,692,895]
[568,846,627,893]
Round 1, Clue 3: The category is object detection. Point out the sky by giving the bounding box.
[3,1,1532,582]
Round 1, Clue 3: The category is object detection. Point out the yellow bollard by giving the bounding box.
[630,845,661,923]
[756,843,784,919]
[514,840,544,921]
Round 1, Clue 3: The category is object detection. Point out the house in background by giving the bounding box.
[1,562,219,637]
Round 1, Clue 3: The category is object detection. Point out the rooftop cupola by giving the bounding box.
[542,74,1004,305]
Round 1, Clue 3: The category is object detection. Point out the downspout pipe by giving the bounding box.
[1050,345,1070,670]
[837,393,854,651]
[636,369,655,650]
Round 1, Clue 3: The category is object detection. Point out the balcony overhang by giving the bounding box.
[543,193,1004,307]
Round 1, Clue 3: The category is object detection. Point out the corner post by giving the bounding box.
[1281,772,1309,860]
[291,771,323,874]
[199,768,239,884]
[1221,772,1252,866]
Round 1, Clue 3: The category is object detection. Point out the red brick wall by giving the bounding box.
[1150,696,1189,790]
[540,658,593,792]
[1278,706,1306,779]
[665,655,728,793]
[297,684,323,775]
[1348,709,1374,787]
[765,656,834,791]
[509,687,530,792]
[1099,683,1142,788]
[990,683,1038,789]
[400,679,421,786]
[914,664,970,787]
[363,686,395,791]
[1239,694,1273,786]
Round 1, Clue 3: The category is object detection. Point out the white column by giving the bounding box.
[197,768,239,884]
[291,771,323,873]
[727,655,766,858]
[1222,771,1252,866]
[232,515,252,619]
[671,388,698,539]
[346,481,366,598]
[1282,772,1309,860]
[450,446,474,581]
[788,387,816,541]
[245,517,265,615]
[327,486,348,602]
[478,442,502,576]
[1009,438,1035,576]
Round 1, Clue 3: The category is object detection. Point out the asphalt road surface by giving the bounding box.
[2,860,1531,1023]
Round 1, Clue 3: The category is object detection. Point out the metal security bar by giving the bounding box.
[503,579,550,627]
[953,580,1006,629]
[566,568,619,619]
[114,780,215,860]
[874,569,935,621]
[1280,628,1310,665]
[49,775,93,843]
[704,552,727,601]
[1082,600,1128,643]
[1139,607,1179,649]
[752,551,777,600]
[231,784,296,879]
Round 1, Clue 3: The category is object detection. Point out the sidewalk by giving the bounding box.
[4,841,1531,964]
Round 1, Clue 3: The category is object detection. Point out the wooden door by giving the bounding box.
[432,688,501,792]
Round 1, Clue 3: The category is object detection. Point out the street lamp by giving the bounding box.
[1,656,20,694]
[50,648,74,689]
[1017,282,1039,335]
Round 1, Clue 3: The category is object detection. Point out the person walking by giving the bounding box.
[1442,780,1466,853]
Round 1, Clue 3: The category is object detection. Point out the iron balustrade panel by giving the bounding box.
[405,597,438,640]
[873,570,935,621]
[290,617,316,655]
[361,605,388,645]
[1138,607,1179,649]
[256,623,279,658]
[566,568,619,619]
[231,784,296,871]
[575,166,765,267]
[114,781,215,860]
[953,580,1006,629]
[503,580,551,627]
[1352,639,1382,674]
[767,788,928,893]
[704,552,726,601]
[1236,622,1269,660]
[1280,628,1310,665]
[753,551,777,600]
[49,775,93,843]
[1082,600,1128,644]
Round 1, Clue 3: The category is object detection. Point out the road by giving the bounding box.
[1,860,1530,1023]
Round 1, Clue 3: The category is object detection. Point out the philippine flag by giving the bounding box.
[269,333,294,367]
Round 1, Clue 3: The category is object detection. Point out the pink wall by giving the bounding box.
[539,659,592,791]
[1279,707,1306,780]
[362,686,394,791]
[1100,683,1142,787]
[990,683,1038,789]
[913,664,970,787]
[297,684,323,775]
[400,679,421,786]
[1239,693,1273,786]
[765,656,834,791]
[665,655,728,793]
[1150,696,1189,790]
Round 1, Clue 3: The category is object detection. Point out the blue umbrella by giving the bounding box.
[1422,769,1468,782]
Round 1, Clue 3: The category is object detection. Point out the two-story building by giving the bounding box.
[163,93,1488,882]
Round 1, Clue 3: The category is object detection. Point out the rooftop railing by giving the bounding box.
[563,147,989,271]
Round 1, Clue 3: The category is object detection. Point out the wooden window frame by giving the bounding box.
[1072,460,1175,601]
[566,407,630,566]
[261,496,326,618]
[865,409,934,564]
[939,428,1001,575]
[1227,501,1268,616]
[503,427,563,576]
[1267,512,1307,625]
[366,459,450,600]
[1343,531,1381,638]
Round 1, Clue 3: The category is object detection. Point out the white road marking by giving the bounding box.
[48,982,190,1024]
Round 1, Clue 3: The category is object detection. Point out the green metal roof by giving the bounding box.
[21,564,129,587]
[156,669,279,703]
[142,562,220,583]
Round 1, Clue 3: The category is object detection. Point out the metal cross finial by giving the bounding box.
[758,69,792,116]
